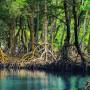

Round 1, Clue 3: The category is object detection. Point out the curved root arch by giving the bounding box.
[21,43,56,62]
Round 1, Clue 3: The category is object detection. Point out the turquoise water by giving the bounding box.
[0,70,90,90]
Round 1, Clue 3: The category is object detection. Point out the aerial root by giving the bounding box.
[0,48,9,63]
[20,43,56,63]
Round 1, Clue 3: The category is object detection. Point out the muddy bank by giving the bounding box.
[0,59,90,75]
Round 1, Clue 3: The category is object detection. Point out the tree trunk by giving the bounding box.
[61,0,70,60]
[72,0,85,64]
[64,0,70,44]
[28,15,35,51]
[9,21,15,56]
[44,0,48,61]
[87,33,90,54]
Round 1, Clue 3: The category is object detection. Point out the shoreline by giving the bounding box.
[0,60,90,75]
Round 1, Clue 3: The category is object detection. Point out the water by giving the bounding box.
[0,70,90,90]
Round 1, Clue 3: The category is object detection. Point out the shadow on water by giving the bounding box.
[61,75,71,90]
[0,70,90,90]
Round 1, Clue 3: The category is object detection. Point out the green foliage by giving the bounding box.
[0,0,90,53]
[80,0,90,10]
[9,0,27,17]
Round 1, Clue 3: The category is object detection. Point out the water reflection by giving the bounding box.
[0,70,90,90]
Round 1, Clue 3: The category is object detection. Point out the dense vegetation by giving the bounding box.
[0,0,90,71]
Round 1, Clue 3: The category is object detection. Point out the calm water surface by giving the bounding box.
[0,70,90,90]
